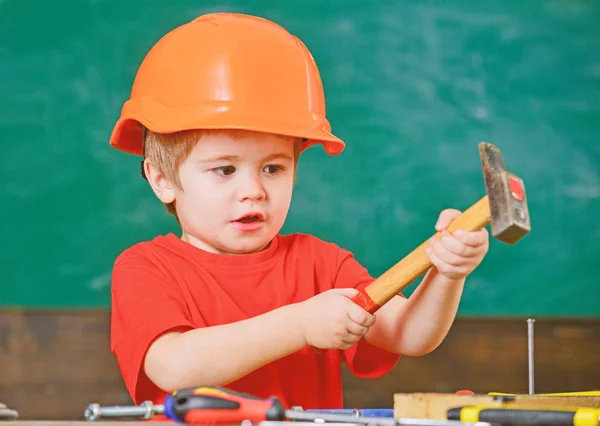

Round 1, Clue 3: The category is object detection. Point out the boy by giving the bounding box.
[108,13,489,410]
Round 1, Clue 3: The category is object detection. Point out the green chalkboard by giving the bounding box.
[2,1,599,315]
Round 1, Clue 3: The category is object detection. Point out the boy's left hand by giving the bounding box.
[425,208,489,280]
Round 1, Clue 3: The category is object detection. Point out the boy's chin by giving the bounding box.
[227,240,271,254]
[224,237,272,254]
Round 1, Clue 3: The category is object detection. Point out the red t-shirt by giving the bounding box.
[110,232,400,409]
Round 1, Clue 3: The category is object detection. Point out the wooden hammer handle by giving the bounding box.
[350,195,491,313]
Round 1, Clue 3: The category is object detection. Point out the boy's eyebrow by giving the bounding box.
[262,152,294,162]
[198,155,239,163]
[198,153,294,163]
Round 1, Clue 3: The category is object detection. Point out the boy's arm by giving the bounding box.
[364,209,489,356]
[144,304,306,391]
[145,285,371,391]
[364,268,465,356]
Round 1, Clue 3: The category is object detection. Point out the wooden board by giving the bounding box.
[8,423,170,426]
[394,393,600,420]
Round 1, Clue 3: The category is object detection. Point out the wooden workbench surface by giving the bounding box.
[6,423,173,426]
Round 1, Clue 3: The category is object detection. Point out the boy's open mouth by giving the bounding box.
[233,212,265,223]
[238,215,259,223]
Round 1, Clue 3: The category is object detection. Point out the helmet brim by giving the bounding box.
[109,98,346,157]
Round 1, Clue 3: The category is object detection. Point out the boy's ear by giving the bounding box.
[143,159,175,204]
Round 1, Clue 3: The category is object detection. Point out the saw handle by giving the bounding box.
[350,196,491,314]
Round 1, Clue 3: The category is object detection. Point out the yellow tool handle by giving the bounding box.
[448,406,600,426]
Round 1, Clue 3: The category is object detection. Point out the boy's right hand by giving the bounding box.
[296,288,376,350]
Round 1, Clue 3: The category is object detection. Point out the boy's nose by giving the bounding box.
[238,175,266,201]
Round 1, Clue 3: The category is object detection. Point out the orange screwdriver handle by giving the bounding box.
[166,387,286,424]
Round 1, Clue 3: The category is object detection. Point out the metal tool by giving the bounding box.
[85,400,161,421]
[85,386,281,423]
[85,401,491,426]
[262,416,492,426]
[349,142,532,313]
[291,407,395,418]
[260,423,362,426]
[0,403,19,420]
[85,386,492,426]
[527,318,535,396]
[288,411,491,425]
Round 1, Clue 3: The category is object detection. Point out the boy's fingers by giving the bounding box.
[347,302,375,326]
[430,237,464,266]
[426,244,452,273]
[340,341,355,350]
[345,321,369,337]
[439,232,480,257]
[435,208,462,231]
[363,312,376,327]
[425,246,440,268]
[455,228,489,247]
[341,334,361,347]
[332,287,359,298]
[365,313,376,327]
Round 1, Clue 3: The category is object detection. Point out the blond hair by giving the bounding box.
[143,129,303,221]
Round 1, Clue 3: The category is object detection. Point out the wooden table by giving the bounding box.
[8,423,174,426]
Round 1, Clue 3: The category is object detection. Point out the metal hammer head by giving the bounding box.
[479,142,531,245]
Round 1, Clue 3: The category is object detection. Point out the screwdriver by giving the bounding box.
[86,386,285,424]
[85,386,491,426]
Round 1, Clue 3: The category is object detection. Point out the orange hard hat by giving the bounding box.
[109,12,345,156]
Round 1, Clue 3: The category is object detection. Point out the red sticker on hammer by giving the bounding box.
[509,176,524,201]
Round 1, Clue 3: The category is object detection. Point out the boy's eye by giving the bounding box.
[214,166,235,176]
[264,165,283,174]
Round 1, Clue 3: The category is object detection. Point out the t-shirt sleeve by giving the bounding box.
[110,249,196,404]
[332,246,401,378]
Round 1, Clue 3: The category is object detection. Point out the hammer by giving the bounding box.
[351,142,531,314]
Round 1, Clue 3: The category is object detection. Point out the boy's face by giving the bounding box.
[165,131,296,254]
